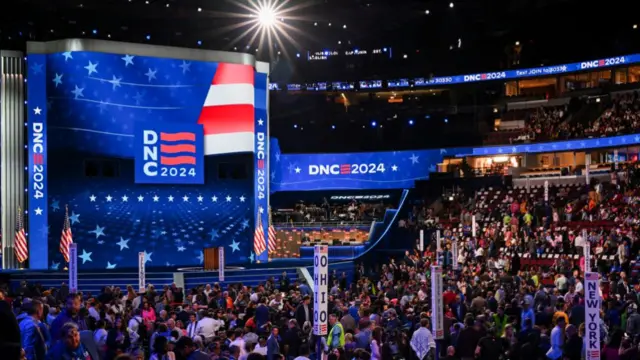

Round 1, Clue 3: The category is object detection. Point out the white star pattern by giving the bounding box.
[33,107,42,115]
[391,165,398,171]
[409,154,419,164]
[84,61,99,75]
[89,195,96,202]
[34,207,43,215]
[182,195,189,202]
[145,68,157,82]
[137,195,144,202]
[72,85,85,99]
[121,54,135,66]
[121,195,129,202]
[197,196,203,202]
[106,195,113,202]
[153,195,159,202]
[168,195,174,202]
[295,167,301,173]
[212,196,218,202]
[226,195,232,202]
[239,196,246,202]
[258,118,264,126]
[179,60,191,74]
[109,75,122,90]
[62,51,73,61]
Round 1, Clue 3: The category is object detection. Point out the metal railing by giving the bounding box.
[273,220,374,227]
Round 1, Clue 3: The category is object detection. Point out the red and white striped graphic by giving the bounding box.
[198,63,255,155]
[60,205,73,263]
[253,211,266,256]
[268,225,277,253]
[14,207,28,263]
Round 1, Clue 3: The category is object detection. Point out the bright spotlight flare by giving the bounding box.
[258,5,277,27]
[226,0,313,57]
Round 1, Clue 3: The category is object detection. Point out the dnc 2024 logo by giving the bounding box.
[134,123,204,184]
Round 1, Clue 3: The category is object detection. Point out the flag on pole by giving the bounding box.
[268,207,277,254]
[60,205,73,263]
[14,206,28,263]
[253,210,266,256]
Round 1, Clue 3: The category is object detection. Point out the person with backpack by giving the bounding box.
[128,308,148,352]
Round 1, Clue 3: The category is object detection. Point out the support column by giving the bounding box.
[1,50,26,270]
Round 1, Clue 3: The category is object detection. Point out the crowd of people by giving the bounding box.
[4,167,640,360]
[584,92,640,138]
[273,199,390,225]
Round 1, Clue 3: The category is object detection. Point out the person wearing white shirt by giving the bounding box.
[88,303,101,322]
[546,317,565,360]
[410,319,435,360]
[229,329,247,358]
[195,312,224,343]
[186,313,198,339]
[128,310,145,347]
[203,285,213,299]
[253,337,268,355]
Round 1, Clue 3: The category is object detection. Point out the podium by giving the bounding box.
[203,247,221,271]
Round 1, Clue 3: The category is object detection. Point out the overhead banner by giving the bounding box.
[134,123,204,184]
[69,244,78,292]
[279,54,636,89]
[584,272,600,360]
[273,147,470,191]
[138,252,146,293]
[218,247,225,282]
[313,245,328,335]
[27,53,49,270]
[431,265,444,339]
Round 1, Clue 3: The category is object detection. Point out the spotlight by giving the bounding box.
[294,124,298,128]
[331,125,336,129]
[197,7,202,12]
[425,10,430,14]
[258,6,277,27]
[92,29,97,34]
[371,121,377,127]
[408,120,414,125]
[197,40,202,45]
[146,35,151,40]
[444,118,448,123]
[449,2,454,8]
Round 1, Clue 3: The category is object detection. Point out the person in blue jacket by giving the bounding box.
[19,300,48,360]
[46,322,93,360]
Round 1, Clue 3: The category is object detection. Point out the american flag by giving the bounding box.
[60,205,73,263]
[267,209,277,254]
[253,211,266,256]
[14,207,28,263]
[198,63,255,155]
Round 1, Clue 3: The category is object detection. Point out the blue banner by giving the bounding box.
[281,54,638,90]
[470,133,640,156]
[254,71,269,261]
[134,122,204,184]
[272,147,471,191]
[27,54,49,269]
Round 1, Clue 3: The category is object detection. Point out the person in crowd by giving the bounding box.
[50,294,87,343]
[19,300,47,360]
[266,327,281,360]
[46,322,92,360]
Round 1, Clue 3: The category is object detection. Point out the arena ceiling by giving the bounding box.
[1,0,638,75]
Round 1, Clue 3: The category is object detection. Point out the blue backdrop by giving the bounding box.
[28,51,257,270]
[270,144,472,191]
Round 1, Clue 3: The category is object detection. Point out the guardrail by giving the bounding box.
[273,221,374,227]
